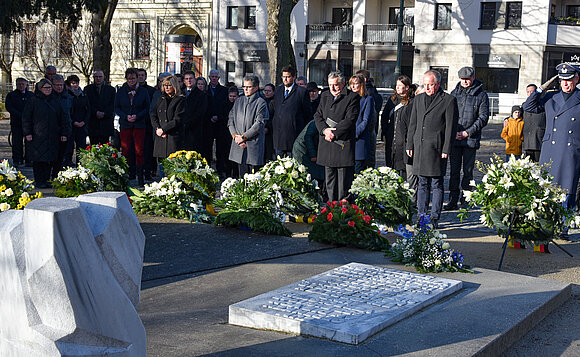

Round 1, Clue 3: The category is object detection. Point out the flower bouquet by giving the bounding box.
[460,155,575,245]
[389,216,470,273]
[349,166,415,227]
[52,166,102,198]
[163,150,219,204]
[259,156,320,216]
[79,143,129,192]
[214,173,291,236]
[308,199,389,251]
[130,175,213,223]
[0,159,42,211]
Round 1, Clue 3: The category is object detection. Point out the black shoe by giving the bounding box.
[431,219,439,229]
[444,202,458,211]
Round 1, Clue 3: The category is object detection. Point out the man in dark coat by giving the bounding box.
[272,66,312,157]
[182,70,208,153]
[406,70,459,228]
[203,69,230,178]
[85,70,116,145]
[524,63,580,215]
[522,83,547,162]
[314,71,360,202]
[5,78,33,167]
[445,66,489,210]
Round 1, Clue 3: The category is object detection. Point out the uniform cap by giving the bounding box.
[556,63,580,80]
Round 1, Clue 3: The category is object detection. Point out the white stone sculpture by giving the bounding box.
[0,192,146,356]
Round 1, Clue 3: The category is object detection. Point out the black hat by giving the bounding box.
[556,63,580,80]
[511,105,522,113]
[458,66,475,79]
[306,82,320,92]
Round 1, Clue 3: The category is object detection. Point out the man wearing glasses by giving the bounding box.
[272,66,312,158]
[227,75,268,176]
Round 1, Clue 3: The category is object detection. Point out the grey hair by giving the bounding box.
[243,75,260,88]
[209,69,220,77]
[328,71,345,83]
[51,74,65,83]
[423,70,441,84]
[296,76,307,83]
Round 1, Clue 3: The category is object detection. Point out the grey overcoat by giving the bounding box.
[227,92,268,166]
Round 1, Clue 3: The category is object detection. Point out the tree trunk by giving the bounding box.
[266,0,299,86]
[91,0,118,82]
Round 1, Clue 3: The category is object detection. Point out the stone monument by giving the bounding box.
[0,192,146,356]
[230,262,462,344]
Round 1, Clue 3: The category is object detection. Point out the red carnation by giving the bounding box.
[340,199,348,204]
[363,215,371,223]
[348,220,355,227]
[332,201,338,206]
[321,207,327,214]
[327,213,333,221]
[351,204,358,210]
[341,207,348,214]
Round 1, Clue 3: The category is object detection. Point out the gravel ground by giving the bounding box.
[1,115,579,356]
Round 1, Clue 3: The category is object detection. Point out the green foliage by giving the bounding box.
[162,150,219,204]
[308,200,389,251]
[259,156,320,216]
[388,217,471,273]
[52,165,101,198]
[214,211,292,236]
[349,167,416,227]
[78,143,129,192]
[461,155,575,244]
[129,177,214,223]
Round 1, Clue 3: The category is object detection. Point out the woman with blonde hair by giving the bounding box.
[349,74,375,174]
[151,76,186,171]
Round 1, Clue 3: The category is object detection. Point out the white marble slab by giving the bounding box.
[229,262,462,344]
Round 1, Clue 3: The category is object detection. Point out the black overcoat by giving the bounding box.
[22,92,71,162]
[522,108,546,151]
[151,94,186,158]
[406,89,458,177]
[183,88,208,152]
[314,87,360,167]
[272,84,312,151]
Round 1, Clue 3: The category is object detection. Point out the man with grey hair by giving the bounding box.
[85,69,116,145]
[44,65,57,81]
[406,70,458,228]
[228,75,268,176]
[314,71,360,202]
[204,69,230,178]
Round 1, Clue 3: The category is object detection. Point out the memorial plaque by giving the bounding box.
[229,262,462,344]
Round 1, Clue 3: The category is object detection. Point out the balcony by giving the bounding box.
[306,24,353,43]
[547,23,580,46]
[363,24,414,44]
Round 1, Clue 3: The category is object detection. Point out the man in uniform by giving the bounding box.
[524,63,580,236]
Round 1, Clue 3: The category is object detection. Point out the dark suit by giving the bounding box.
[314,87,360,201]
[5,89,34,164]
[85,83,116,145]
[522,103,546,163]
[204,84,229,176]
[183,87,208,153]
[525,88,580,209]
[272,84,312,154]
[407,89,458,220]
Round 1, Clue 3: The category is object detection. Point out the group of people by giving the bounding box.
[6,62,580,233]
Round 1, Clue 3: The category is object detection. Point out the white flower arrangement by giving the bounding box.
[53,165,102,198]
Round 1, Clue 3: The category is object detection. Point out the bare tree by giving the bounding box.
[61,22,94,84]
[266,0,299,86]
[0,34,16,88]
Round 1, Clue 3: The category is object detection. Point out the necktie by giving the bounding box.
[284,89,289,98]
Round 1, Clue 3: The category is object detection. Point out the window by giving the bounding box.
[430,66,449,91]
[568,5,580,18]
[58,23,72,57]
[506,2,522,29]
[332,8,353,25]
[226,61,236,83]
[388,7,415,25]
[476,67,520,93]
[245,6,256,29]
[227,7,239,28]
[309,59,337,86]
[22,23,36,56]
[243,62,254,78]
[480,2,498,29]
[435,4,452,29]
[227,6,256,29]
[135,22,150,59]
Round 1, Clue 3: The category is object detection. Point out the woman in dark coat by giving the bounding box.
[65,75,90,166]
[22,78,71,188]
[151,76,186,162]
[383,75,414,179]
[115,68,151,186]
[262,83,275,163]
[349,74,375,174]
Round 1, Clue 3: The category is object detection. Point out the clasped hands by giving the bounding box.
[406,150,448,159]
[323,127,336,142]
[234,134,247,148]
[156,128,167,138]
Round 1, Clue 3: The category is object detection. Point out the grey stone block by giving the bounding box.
[0,192,146,356]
